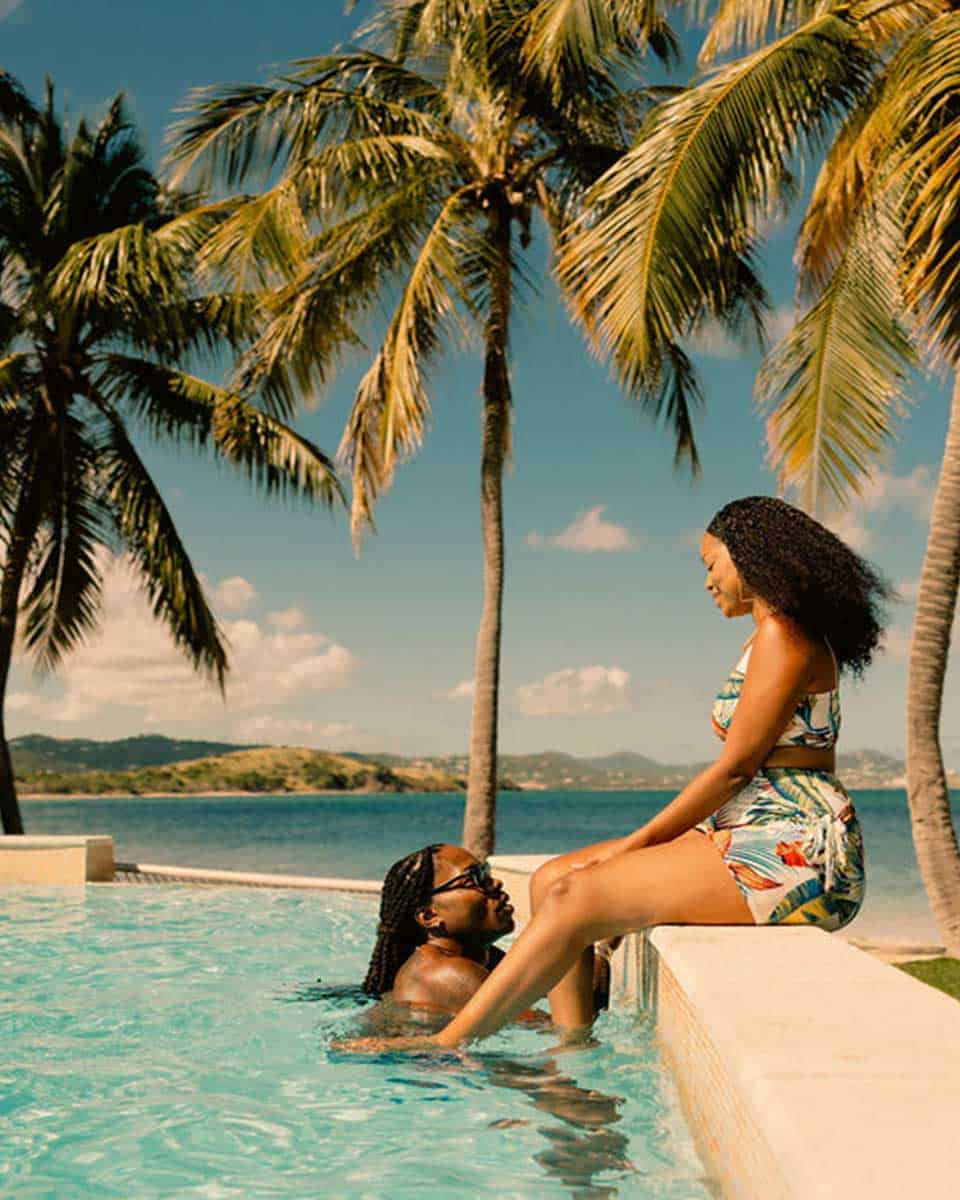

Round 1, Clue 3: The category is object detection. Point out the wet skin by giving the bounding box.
[389,845,516,1014]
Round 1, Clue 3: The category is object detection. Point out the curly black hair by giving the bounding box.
[362,844,441,996]
[707,495,891,676]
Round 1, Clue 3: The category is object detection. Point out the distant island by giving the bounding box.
[10,734,945,797]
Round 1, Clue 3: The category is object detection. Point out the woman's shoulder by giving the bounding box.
[752,613,820,662]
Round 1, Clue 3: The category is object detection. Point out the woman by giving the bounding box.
[347,496,889,1050]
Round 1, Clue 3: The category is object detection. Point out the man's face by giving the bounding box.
[421,845,515,943]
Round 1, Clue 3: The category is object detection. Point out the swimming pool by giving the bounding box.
[1,887,713,1198]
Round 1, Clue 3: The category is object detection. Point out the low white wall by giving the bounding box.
[0,835,114,884]
[642,927,960,1200]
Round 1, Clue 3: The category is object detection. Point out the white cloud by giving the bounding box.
[267,607,307,631]
[232,715,358,745]
[214,576,258,614]
[824,467,936,553]
[823,508,872,553]
[526,506,638,553]
[689,304,797,360]
[439,679,475,701]
[858,466,934,520]
[515,666,631,716]
[10,556,356,735]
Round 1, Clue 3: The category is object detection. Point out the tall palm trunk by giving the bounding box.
[463,206,512,859]
[906,372,960,956]
[0,470,39,835]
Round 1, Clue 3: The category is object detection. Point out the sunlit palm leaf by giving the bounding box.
[757,188,916,513]
[889,12,960,363]
[795,75,896,300]
[338,189,477,541]
[50,202,233,316]
[522,0,680,89]
[697,0,821,65]
[236,182,442,407]
[167,53,450,189]
[560,9,873,460]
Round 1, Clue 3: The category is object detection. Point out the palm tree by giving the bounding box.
[554,0,960,951]
[0,75,342,835]
[166,1,764,857]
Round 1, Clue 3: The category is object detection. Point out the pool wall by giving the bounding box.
[490,854,960,1200]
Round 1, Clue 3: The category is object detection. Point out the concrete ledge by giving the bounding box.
[642,926,960,1200]
[114,861,381,892]
[0,835,114,884]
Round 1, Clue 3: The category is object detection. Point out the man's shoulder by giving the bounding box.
[392,947,489,1010]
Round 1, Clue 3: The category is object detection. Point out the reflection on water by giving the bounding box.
[308,991,637,1197]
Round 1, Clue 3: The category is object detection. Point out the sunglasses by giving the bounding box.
[430,861,493,896]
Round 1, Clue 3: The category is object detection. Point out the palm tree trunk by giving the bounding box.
[0,474,38,835]
[463,205,512,859]
[906,371,960,956]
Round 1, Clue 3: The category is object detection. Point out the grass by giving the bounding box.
[896,957,960,1001]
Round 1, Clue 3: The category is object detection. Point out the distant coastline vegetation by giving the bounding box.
[10,735,945,797]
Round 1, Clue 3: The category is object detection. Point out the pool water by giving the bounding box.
[1,887,712,1199]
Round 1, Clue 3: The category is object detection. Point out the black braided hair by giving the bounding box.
[707,496,891,677]
[362,844,442,996]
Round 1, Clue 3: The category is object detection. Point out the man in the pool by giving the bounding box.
[362,844,610,1018]
[362,844,516,1014]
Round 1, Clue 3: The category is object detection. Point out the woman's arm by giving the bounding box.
[623,617,817,850]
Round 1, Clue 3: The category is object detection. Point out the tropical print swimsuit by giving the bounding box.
[696,642,865,930]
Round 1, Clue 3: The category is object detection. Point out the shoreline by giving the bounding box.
[18,781,935,800]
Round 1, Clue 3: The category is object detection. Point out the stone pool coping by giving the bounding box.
[0,834,114,883]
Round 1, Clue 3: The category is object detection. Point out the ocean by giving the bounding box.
[20,788,955,944]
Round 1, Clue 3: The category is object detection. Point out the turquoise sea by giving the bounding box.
[21,788,954,943]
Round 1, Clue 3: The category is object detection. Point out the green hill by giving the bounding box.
[11,734,260,774]
[16,745,464,796]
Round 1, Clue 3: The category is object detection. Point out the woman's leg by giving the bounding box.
[529,839,627,1029]
[435,830,752,1047]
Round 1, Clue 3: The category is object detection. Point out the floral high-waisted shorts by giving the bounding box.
[695,768,865,930]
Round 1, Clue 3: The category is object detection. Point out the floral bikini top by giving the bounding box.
[711,641,841,749]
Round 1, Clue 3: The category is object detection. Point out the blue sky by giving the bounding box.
[4,0,958,765]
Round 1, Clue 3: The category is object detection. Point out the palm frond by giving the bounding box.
[97,408,228,689]
[851,0,946,49]
[234,181,444,410]
[795,74,897,300]
[166,53,449,189]
[756,186,916,514]
[521,0,681,91]
[338,189,477,542]
[889,12,960,364]
[0,351,30,412]
[50,201,233,312]
[558,7,875,463]
[96,355,344,509]
[697,0,822,65]
[19,415,105,674]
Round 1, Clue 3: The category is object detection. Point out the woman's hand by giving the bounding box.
[570,831,647,871]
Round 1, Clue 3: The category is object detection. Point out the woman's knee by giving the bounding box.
[530,855,573,908]
[537,869,595,928]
